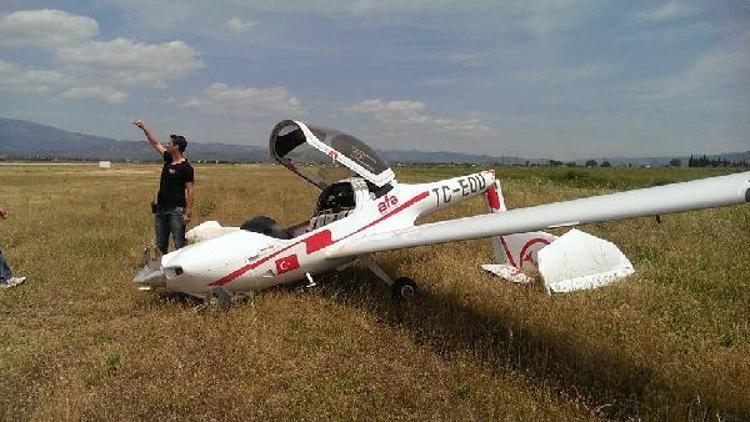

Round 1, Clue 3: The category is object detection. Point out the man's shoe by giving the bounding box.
[0,276,26,288]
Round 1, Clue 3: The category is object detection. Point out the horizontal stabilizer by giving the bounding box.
[539,229,634,293]
[481,264,535,284]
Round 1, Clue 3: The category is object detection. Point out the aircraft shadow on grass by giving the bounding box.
[315,268,742,420]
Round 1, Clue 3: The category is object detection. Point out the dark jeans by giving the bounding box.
[154,206,186,255]
[0,246,13,282]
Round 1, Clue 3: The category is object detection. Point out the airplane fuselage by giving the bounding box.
[155,171,496,297]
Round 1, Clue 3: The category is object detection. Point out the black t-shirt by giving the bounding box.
[157,151,194,208]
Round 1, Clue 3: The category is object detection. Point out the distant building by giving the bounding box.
[98,161,111,169]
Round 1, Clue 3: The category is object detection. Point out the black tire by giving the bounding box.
[391,277,418,302]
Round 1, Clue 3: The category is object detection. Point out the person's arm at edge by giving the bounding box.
[184,182,194,224]
[132,119,167,156]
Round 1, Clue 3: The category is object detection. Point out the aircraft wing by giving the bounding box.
[326,171,750,258]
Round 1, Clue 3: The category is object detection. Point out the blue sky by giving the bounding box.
[0,1,747,159]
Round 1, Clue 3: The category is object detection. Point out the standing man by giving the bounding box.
[132,120,195,255]
[0,206,26,289]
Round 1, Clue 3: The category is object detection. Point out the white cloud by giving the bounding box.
[441,52,485,68]
[98,0,201,32]
[0,9,204,104]
[60,86,129,104]
[0,60,68,93]
[0,9,99,48]
[105,0,472,19]
[631,47,750,103]
[343,99,427,122]
[299,0,599,39]
[172,82,303,115]
[102,0,595,37]
[0,60,128,104]
[226,17,255,34]
[341,99,491,135]
[508,63,612,84]
[519,0,599,36]
[56,38,204,87]
[639,2,699,23]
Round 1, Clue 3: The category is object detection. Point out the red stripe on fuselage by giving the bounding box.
[208,242,299,286]
[337,191,429,243]
[305,230,333,254]
[208,191,430,287]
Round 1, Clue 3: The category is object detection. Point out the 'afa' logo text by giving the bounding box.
[378,194,399,214]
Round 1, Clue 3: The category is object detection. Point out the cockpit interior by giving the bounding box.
[240,120,396,240]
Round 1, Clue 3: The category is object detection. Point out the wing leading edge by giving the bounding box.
[326,171,750,258]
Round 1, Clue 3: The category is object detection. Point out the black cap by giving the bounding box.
[169,134,187,152]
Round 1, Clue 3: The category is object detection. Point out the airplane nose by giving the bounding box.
[162,244,207,277]
[159,230,266,294]
[160,247,216,295]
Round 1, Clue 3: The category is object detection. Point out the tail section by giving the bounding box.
[485,181,507,212]
[482,179,634,293]
[483,180,556,271]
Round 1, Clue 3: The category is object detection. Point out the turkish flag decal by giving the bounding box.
[275,254,300,274]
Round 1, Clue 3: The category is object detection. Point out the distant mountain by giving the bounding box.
[0,118,118,157]
[0,117,538,164]
[0,118,268,162]
[377,149,547,165]
[0,117,746,166]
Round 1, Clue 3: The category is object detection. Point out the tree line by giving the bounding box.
[688,155,748,168]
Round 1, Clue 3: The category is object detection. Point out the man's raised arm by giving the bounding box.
[132,119,166,156]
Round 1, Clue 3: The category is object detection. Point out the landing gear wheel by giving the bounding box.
[391,277,417,302]
[195,288,232,314]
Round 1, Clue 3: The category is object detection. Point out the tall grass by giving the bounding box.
[0,164,747,420]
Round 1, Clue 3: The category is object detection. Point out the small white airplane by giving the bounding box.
[134,120,750,308]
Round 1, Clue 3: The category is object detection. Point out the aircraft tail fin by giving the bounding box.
[483,180,556,270]
[484,180,507,213]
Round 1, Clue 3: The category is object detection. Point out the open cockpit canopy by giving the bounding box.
[270,120,396,189]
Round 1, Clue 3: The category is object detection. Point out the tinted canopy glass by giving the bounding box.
[269,120,395,189]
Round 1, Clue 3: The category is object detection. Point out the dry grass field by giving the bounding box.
[0,163,748,420]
